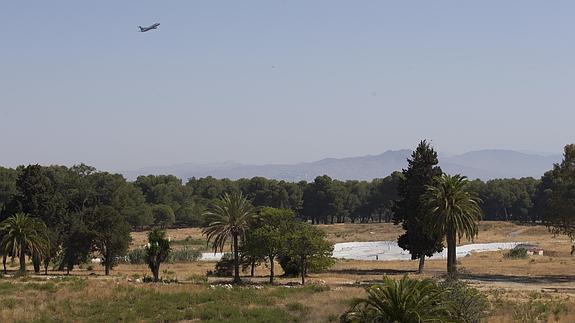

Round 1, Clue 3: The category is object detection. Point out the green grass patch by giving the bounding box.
[33,283,329,322]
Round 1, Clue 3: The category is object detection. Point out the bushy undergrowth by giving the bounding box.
[441,279,489,323]
[209,253,234,277]
[122,246,201,265]
[341,276,489,323]
[167,246,201,263]
[505,247,528,259]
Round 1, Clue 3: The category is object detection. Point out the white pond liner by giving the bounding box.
[200,241,524,262]
[333,241,524,261]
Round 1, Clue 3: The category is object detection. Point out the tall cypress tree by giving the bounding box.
[394,140,444,273]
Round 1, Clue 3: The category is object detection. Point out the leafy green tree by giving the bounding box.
[151,204,175,228]
[341,275,450,323]
[302,175,344,224]
[60,216,93,274]
[134,175,194,227]
[424,174,483,277]
[242,207,295,283]
[146,228,171,282]
[284,222,334,285]
[91,206,132,275]
[202,192,257,284]
[537,144,575,254]
[0,167,19,217]
[0,213,49,274]
[11,165,69,273]
[175,202,205,226]
[394,140,444,273]
[368,172,402,223]
[187,176,238,205]
[121,184,153,229]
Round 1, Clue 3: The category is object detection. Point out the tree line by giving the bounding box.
[0,164,551,229]
[0,142,573,275]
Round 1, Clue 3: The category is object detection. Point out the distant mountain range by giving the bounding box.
[122,150,562,182]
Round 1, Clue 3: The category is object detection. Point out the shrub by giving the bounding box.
[210,253,234,277]
[277,254,300,276]
[513,298,568,322]
[123,246,200,265]
[505,248,528,259]
[125,248,147,264]
[341,276,490,323]
[166,246,201,263]
[341,276,451,322]
[441,279,489,323]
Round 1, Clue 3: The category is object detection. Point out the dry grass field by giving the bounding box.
[1,221,574,322]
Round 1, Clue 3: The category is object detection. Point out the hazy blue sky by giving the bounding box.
[1,1,574,171]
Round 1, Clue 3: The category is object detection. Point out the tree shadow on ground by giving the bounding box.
[461,273,575,284]
[327,268,417,276]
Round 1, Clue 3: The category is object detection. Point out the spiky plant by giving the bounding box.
[342,275,451,323]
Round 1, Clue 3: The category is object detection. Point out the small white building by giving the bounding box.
[526,247,543,256]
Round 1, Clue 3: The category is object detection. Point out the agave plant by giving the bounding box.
[342,275,451,323]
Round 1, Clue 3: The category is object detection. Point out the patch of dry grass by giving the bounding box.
[2,221,574,321]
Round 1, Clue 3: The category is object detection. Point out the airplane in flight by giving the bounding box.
[138,23,160,32]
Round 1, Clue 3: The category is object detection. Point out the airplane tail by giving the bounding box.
[138,26,144,32]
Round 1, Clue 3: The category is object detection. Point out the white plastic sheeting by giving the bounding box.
[333,241,523,261]
[199,241,523,262]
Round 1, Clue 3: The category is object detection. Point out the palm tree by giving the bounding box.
[0,213,49,275]
[424,174,483,278]
[202,192,257,284]
[342,275,451,322]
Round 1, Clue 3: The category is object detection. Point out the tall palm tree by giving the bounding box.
[342,275,451,323]
[0,213,49,275]
[424,174,483,278]
[202,192,257,284]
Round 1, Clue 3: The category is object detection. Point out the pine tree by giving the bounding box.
[393,140,444,273]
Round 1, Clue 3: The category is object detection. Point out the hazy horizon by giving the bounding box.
[2,2,574,171]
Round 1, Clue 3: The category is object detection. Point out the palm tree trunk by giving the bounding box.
[417,255,425,274]
[2,255,7,274]
[233,233,240,284]
[447,228,457,278]
[32,252,41,273]
[44,257,49,275]
[19,242,26,275]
